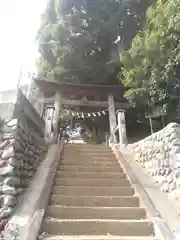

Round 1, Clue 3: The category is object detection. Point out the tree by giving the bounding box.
[37,0,153,84]
[59,108,72,122]
[121,0,180,117]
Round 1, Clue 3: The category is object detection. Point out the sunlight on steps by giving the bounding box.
[38,144,161,240]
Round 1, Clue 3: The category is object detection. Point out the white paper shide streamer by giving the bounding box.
[64,109,109,119]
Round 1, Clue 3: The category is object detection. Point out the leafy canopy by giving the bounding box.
[121,0,180,114]
[37,0,152,84]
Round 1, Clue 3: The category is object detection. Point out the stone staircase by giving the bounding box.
[39,144,158,240]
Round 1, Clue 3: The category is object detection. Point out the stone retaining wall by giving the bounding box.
[128,122,180,200]
[0,89,46,231]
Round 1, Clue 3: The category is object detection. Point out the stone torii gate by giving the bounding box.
[34,79,129,144]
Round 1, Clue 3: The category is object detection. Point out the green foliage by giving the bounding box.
[37,0,152,84]
[121,0,180,114]
[59,108,72,121]
[0,118,4,133]
[85,126,102,144]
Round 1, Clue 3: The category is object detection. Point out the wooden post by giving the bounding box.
[37,91,45,117]
[40,99,44,117]
[43,106,53,142]
[53,91,61,143]
[108,94,117,143]
[161,115,165,128]
[105,133,109,146]
[149,116,153,134]
[117,110,127,145]
[33,92,44,117]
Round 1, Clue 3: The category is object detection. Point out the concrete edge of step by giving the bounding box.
[110,143,180,240]
[39,236,160,240]
[3,141,64,240]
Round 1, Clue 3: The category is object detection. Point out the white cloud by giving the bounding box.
[0,0,47,90]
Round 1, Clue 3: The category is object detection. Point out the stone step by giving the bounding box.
[58,166,124,173]
[63,147,113,151]
[52,186,134,196]
[63,152,114,157]
[62,154,115,159]
[46,206,146,220]
[54,178,130,187]
[64,144,112,151]
[64,150,113,154]
[50,195,140,207]
[62,156,115,161]
[59,161,119,167]
[41,219,155,236]
[66,148,112,151]
[65,144,110,149]
[39,144,157,240]
[55,171,127,179]
[40,235,157,240]
[84,156,116,159]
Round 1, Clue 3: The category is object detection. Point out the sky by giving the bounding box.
[0,0,47,91]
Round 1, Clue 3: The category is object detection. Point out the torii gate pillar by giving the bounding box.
[117,109,127,145]
[108,94,117,143]
[52,91,61,142]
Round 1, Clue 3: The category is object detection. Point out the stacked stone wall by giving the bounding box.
[128,122,180,199]
[0,89,46,231]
